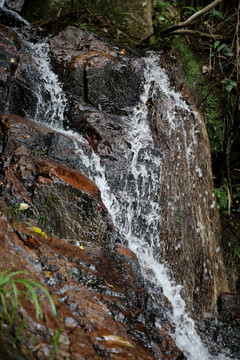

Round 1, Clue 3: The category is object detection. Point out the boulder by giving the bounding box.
[20,0,153,44]
[50,26,145,116]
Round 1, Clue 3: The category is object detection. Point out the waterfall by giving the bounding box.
[22,40,67,127]
[5,24,234,358]
[71,54,232,360]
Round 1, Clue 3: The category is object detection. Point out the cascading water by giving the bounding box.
[21,40,67,127]
[23,40,233,359]
[71,54,233,360]
[0,4,235,356]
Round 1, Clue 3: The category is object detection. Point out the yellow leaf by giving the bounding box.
[10,58,15,63]
[29,226,48,239]
[104,280,114,288]
[103,335,133,347]
[79,245,85,250]
[45,271,52,278]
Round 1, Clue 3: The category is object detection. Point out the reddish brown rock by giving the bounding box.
[0,113,110,245]
[0,210,185,359]
[0,112,185,359]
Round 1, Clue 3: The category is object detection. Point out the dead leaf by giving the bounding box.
[104,280,114,288]
[19,202,29,211]
[103,335,133,347]
[45,271,52,278]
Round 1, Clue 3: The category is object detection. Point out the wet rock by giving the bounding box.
[50,26,145,116]
[0,25,41,117]
[0,113,110,246]
[146,84,229,315]
[0,110,184,359]
[0,206,185,359]
[5,0,25,12]
[218,293,240,319]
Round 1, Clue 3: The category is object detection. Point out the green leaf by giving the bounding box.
[184,6,196,12]
[212,9,225,20]
[218,44,226,51]
[16,279,42,320]
[25,279,57,317]
[214,40,220,49]
[225,84,233,92]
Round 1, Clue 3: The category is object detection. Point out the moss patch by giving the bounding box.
[173,37,224,156]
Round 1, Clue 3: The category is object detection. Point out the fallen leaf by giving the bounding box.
[79,244,85,250]
[19,202,30,211]
[45,271,52,278]
[104,280,114,288]
[10,58,15,63]
[29,226,48,239]
[120,49,126,55]
[103,335,133,347]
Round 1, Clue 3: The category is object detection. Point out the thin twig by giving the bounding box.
[161,0,223,36]
[169,29,224,39]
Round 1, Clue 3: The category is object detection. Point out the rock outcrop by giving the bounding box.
[0,8,238,359]
[0,112,185,359]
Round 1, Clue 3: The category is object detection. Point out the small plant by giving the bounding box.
[221,78,237,93]
[0,270,56,329]
[215,178,230,214]
[30,149,47,156]
[50,327,63,360]
[8,203,20,216]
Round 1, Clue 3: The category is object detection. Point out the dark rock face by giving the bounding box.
[50,26,144,116]
[0,25,40,118]
[218,292,240,318]
[147,84,229,315]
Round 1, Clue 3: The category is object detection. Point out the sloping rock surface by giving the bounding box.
[0,113,185,359]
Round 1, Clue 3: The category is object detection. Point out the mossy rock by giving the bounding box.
[173,37,224,156]
[21,0,153,44]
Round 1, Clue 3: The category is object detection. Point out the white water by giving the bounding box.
[18,40,67,127]
[72,54,231,360]
[26,40,233,359]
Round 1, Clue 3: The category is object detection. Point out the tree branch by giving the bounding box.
[161,0,223,37]
[169,29,224,39]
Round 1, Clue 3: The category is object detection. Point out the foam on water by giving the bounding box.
[22,40,67,127]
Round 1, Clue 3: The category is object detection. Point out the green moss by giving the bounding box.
[173,37,224,156]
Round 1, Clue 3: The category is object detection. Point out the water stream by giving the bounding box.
[0,3,235,358]
[28,41,233,359]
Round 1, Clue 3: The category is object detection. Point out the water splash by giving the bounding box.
[21,40,67,127]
